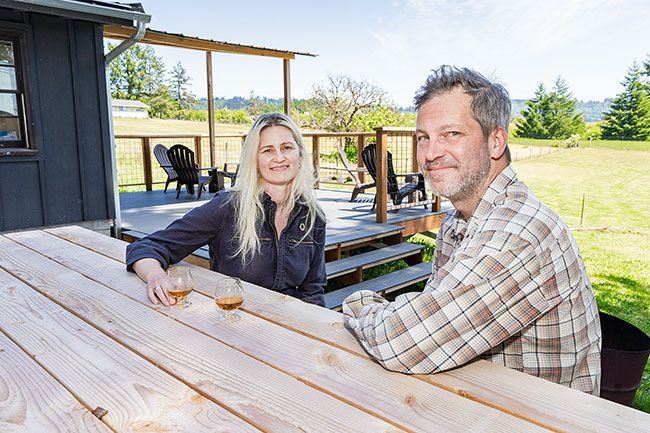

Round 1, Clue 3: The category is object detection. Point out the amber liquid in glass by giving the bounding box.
[168,287,193,300]
[215,295,244,311]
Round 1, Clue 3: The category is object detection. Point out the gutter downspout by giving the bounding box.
[104,21,146,238]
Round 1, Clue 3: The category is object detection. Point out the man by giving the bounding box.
[342,66,602,395]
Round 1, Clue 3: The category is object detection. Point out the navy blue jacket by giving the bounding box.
[126,191,326,306]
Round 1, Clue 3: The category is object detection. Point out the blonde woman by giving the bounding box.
[127,113,327,306]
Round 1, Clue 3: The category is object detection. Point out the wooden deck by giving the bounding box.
[119,187,451,237]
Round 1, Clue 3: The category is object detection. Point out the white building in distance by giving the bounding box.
[112,99,150,118]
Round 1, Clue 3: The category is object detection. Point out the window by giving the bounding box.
[0,33,29,149]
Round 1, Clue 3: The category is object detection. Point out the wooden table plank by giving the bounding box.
[0,235,401,433]
[0,268,260,433]
[45,225,650,432]
[19,230,549,432]
[0,330,113,433]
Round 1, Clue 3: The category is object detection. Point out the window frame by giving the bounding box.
[0,25,34,156]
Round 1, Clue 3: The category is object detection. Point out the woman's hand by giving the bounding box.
[133,258,175,306]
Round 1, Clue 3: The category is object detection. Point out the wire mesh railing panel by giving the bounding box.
[385,130,433,211]
[214,135,244,170]
[115,137,145,187]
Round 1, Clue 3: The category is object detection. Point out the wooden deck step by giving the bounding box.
[326,242,424,279]
[325,224,402,249]
[324,262,432,310]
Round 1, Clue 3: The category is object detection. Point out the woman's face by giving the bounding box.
[256,125,302,187]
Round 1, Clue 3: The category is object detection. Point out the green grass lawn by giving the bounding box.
[510,136,650,152]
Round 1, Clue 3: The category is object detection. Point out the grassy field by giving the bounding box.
[511,136,650,152]
[114,117,250,135]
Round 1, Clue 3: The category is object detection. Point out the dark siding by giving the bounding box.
[0,9,114,231]
[0,161,45,230]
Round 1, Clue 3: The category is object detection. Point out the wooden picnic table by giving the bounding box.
[0,225,648,432]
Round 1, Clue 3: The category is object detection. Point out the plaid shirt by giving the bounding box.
[343,165,602,395]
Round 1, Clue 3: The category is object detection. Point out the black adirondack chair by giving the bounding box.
[361,143,427,211]
[166,144,212,199]
[153,144,178,193]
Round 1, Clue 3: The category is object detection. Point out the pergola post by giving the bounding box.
[283,58,291,115]
[375,127,388,223]
[206,51,215,167]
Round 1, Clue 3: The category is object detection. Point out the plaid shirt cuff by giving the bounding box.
[342,290,387,325]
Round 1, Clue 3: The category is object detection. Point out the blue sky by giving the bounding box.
[119,0,650,107]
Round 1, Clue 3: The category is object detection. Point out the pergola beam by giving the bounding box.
[103,24,317,59]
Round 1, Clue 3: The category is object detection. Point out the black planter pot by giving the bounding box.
[600,312,650,407]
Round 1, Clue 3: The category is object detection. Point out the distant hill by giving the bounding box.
[197,97,613,122]
[511,99,612,122]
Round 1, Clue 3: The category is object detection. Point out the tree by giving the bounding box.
[545,77,586,139]
[514,84,550,138]
[246,91,261,117]
[514,77,585,139]
[307,75,387,132]
[601,62,650,140]
[108,44,166,101]
[169,61,196,110]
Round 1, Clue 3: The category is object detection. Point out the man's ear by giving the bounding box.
[490,126,508,160]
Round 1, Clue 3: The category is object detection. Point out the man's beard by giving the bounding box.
[422,148,491,202]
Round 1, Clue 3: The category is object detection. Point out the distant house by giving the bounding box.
[0,0,150,234]
[112,99,149,118]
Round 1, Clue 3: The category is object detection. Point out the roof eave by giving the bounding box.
[3,0,151,26]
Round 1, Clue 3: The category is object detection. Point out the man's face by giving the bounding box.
[416,87,492,203]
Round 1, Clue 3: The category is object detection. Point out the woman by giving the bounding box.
[126,113,327,306]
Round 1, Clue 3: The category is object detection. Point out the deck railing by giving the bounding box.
[115,127,442,224]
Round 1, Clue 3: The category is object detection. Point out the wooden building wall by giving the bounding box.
[0,8,114,233]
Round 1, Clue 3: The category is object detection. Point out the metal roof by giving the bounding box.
[103,24,317,60]
[4,0,151,25]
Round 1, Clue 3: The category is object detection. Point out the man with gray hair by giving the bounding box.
[342,65,602,394]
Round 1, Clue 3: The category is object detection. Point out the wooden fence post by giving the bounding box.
[357,133,366,183]
[411,133,419,173]
[375,128,388,223]
[142,137,153,191]
[312,135,320,189]
[194,135,203,168]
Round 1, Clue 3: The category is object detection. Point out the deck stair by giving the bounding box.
[325,262,432,311]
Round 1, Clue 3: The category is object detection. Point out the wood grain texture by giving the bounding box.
[0,268,259,433]
[0,234,399,433]
[0,331,112,433]
[18,230,548,432]
[44,226,650,433]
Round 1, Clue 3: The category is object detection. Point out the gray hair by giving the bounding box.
[414,65,511,161]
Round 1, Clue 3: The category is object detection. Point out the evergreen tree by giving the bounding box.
[514,77,585,139]
[169,62,196,110]
[545,77,586,139]
[514,84,549,138]
[601,62,650,140]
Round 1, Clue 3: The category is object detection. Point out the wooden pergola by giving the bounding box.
[103,24,317,166]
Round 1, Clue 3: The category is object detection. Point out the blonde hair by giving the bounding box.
[231,113,325,262]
